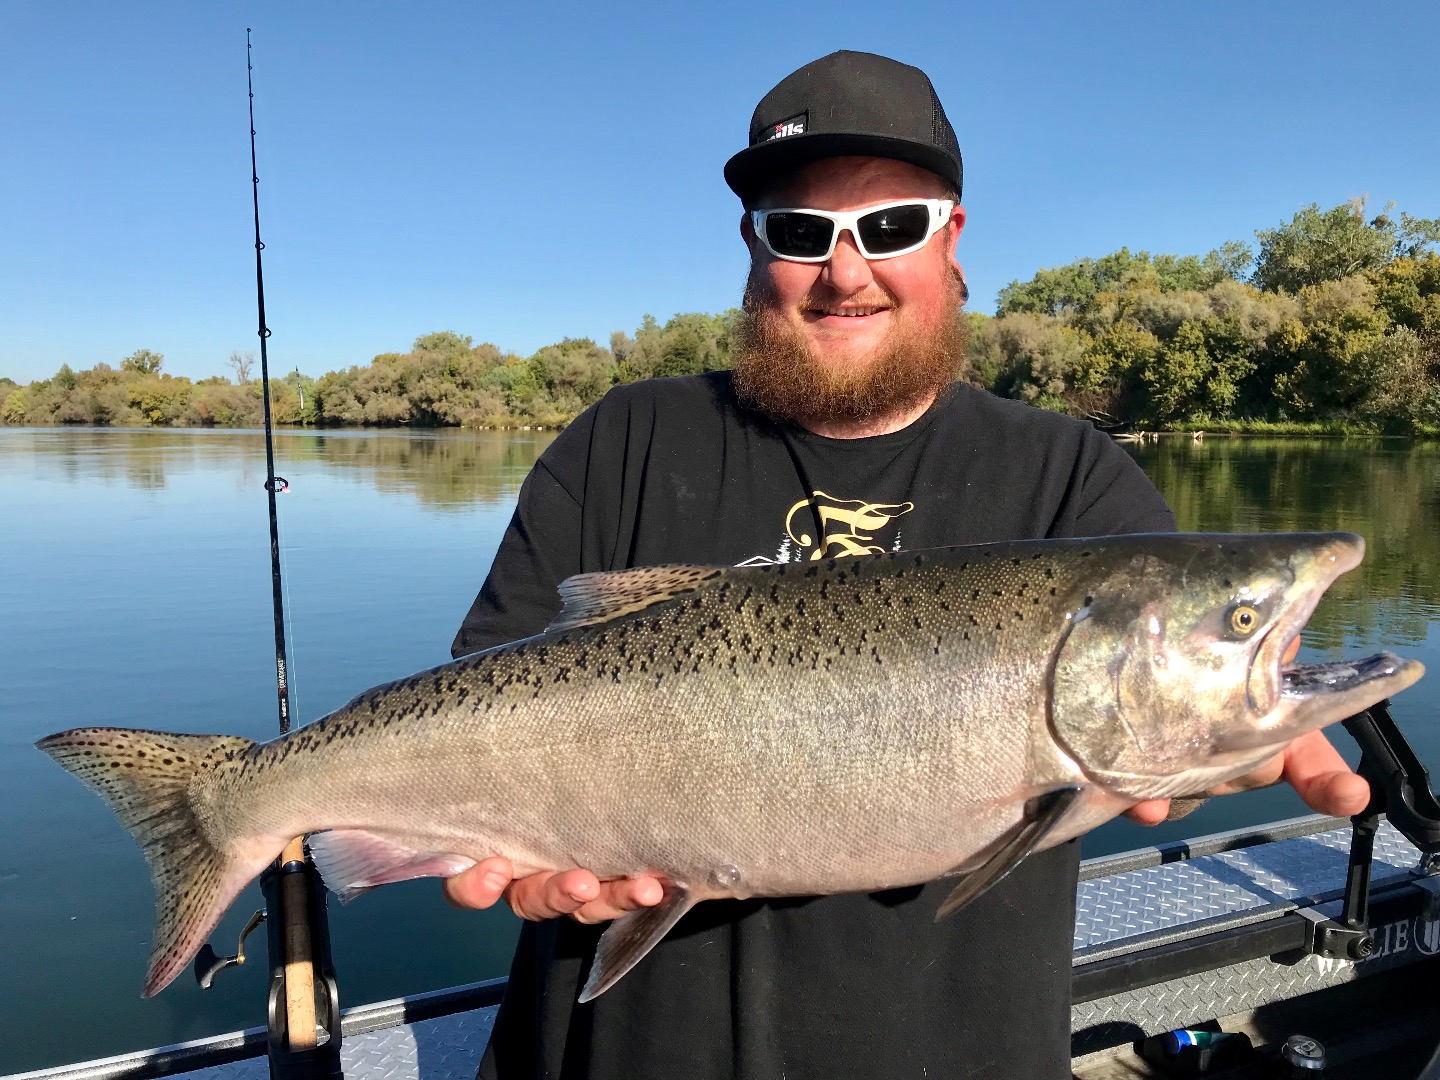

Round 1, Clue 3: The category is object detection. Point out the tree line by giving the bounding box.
[3,198,1437,434]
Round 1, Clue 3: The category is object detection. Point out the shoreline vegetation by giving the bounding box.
[4,199,1437,436]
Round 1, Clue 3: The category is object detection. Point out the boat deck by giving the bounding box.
[9,815,1439,1080]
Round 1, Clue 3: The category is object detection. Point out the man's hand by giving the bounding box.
[444,857,665,924]
[1124,729,1371,826]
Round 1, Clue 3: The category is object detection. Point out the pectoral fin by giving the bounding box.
[578,881,696,1002]
[934,786,1082,921]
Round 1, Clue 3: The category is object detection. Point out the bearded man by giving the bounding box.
[446,51,1370,1080]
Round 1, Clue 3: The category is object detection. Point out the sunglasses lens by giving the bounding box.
[763,212,835,259]
[858,204,933,254]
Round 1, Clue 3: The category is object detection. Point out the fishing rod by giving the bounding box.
[191,31,343,1080]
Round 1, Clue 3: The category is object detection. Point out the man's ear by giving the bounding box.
[947,203,967,275]
[740,212,755,246]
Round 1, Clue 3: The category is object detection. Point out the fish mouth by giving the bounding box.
[1282,653,1422,699]
[1238,534,1424,743]
[1243,533,1363,714]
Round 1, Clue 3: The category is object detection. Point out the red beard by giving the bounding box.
[731,266,970,428]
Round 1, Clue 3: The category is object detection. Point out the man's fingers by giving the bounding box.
[443,856,516,910]
[568,874,667,924]
[1208,751,1284,796]
[1291,767,1371,817]
[1281,729,1371,816]
[506,869,601,920]
[1124,798,1170,825]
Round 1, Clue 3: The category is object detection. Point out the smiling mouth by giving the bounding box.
[807,303,891,318]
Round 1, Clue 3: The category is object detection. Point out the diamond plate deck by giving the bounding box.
[1075,821,1421,962]
[171,1009,498,1080]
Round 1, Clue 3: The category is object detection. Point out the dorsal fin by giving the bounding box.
[546,565,723,633]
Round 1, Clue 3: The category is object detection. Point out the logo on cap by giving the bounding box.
[765,112,807,142]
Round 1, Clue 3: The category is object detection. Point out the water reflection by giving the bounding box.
[1,427,559,509]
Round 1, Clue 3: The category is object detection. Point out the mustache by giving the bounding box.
[741,265,967,312]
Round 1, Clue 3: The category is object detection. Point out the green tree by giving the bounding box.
[3,388,29,423]
[120,348,164,375]
[1253,198,1440,293]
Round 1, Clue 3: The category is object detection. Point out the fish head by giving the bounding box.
[1048,532,1424,800]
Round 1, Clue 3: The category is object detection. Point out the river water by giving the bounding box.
[1,427,1437,1072]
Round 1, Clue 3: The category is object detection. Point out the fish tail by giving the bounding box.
[36,727,269,997]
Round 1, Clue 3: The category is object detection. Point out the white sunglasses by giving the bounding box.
[750,199,956,263]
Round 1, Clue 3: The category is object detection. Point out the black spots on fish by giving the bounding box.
[804,566,818,578]
[1081,550,1093,558]
[1044,566,1055,579]
[1222,578,1233,589]
[1010,557,1021,567]
[871,645,882,665]
[795,598,806,616]
[1084,595,1094,606]
[971,588,980,600]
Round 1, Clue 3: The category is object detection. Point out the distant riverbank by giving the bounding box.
[6,200,1436,435]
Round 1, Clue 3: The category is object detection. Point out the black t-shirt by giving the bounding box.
[453,371,1175,1080]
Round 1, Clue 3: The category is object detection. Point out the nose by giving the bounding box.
[820,230,874,295]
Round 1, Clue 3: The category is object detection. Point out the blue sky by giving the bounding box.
[2,1,1436,383]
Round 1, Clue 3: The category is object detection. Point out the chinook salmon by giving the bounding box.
[39,532,1421,1001]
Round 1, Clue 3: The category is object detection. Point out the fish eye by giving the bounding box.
[1229,604,1260,636]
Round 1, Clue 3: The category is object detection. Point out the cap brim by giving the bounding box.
[724,133,961,203]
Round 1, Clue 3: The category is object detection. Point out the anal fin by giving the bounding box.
[934,786,1082,921]
[308,829,476,903]
[578,881,696,1003]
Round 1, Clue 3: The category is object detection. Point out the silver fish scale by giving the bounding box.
[235,547,1087,898]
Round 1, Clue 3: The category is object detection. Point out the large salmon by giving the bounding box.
[37,532,1422,1000]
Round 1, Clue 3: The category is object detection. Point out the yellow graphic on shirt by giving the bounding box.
[784,490,914,560]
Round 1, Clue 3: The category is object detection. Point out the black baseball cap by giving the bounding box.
[724,51,962,206]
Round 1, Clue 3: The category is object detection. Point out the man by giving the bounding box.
[445,51,1369,1079]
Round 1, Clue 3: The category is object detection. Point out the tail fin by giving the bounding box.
[36,727,269,997]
